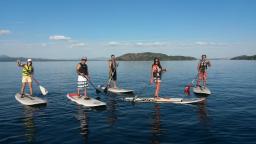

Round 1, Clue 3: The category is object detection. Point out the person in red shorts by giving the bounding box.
[197,54,211,89]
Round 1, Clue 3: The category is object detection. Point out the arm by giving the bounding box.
[31,67,34,75]
[108,60,112,73]
[162,67,167,72]
[16,60,25,67]
[207,60,211,67]
[150,66,154,84]
[86,65,89,79]
[197,62,200,72]
[76,64,81,75]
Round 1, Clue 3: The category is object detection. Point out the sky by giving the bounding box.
[0,0,255,59]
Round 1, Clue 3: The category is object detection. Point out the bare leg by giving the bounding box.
[197,74,201,87]
[84,88,87,97]
[155,82,160,98]
[77,88,80,96]
[21,83,26,95]
[203,77,207,88]
[113,80,117,88]
[157,82,161,97]
[109,80,112,88]
[28,82,33,96]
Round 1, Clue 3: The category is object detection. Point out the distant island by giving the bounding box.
[4,53,255,62]
[231,55,256,60]
[0,55,69,62]
[0,55,107,62]
[116,52,196,61]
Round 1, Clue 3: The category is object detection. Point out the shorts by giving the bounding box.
[22,76,32,83]
[153,73,161,83]
[199,72,207,80]
[110,71,117,81]
[77,75,88,89]
[153,76,161,83]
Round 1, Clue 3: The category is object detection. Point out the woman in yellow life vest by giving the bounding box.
[17,59,34,97]
[150,57,166,99]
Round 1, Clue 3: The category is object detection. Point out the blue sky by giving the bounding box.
[0,0,255,59]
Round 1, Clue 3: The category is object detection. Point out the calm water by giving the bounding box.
[0,60,256,144]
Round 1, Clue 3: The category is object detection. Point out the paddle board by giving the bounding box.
[67,93,106,107]
[124,97,205,104]
[15,93,47,106]
[193,86,211,95]
[100,86,134,94]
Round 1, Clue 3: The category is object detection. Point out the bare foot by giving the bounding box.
[84,96,90,100]
[154,96,160,99]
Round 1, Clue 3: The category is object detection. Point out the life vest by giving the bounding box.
[22,65,33,76]
[152,64,161,77]
[199,60,208,72]
[78,63,88,75]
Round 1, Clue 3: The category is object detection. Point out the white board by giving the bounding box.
[124,97,205,104]
[15,93,47,106]
[67,93,106,107]
[193,86,211,95]
[100,86,134,93]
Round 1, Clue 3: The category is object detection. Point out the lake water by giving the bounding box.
[0,60,256,144]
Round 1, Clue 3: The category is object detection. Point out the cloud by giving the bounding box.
[108,41,121,46]
[135,42,144,46]
[135,41,166,47]
[195,41,226,46]
[195,41,209,45]
[151,42,166,46]
[48,35,88,48]
[0,29,11,36]
[49,35,71,41]
[41,43,47,47]
[107,41,166,47]
[71,42,86,48]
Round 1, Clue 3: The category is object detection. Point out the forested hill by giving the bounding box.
[116,52,196,61]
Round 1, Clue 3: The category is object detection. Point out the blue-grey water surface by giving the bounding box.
[0,60,256,144]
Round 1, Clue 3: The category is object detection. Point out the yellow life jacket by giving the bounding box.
[22,65,33,76]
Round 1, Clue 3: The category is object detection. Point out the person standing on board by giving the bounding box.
[197,54,211,89]
[108,54,118,88]
[17,59,34,97]
[76,57,90,99]
[150,57,166,99]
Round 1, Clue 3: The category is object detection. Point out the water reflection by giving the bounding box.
[22,105,46,143]
[106,94,118,126]
[76,106,89,143]
[151,104,161,144]
[197,100,210,126]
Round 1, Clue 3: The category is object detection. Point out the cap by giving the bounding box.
[27,59,32,62]
[81,56,87,61]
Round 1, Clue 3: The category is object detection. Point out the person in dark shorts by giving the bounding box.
[108,54,118,88]
[150,57,166,99]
